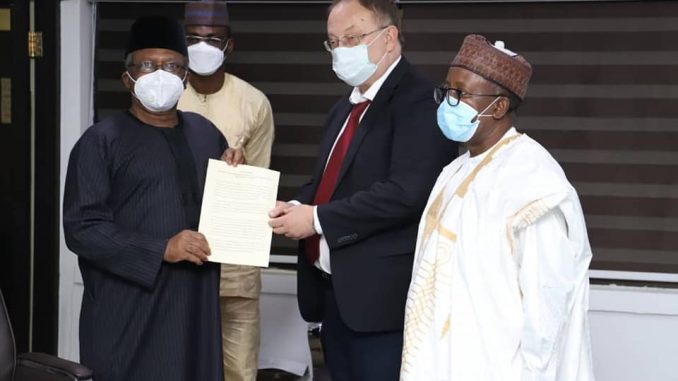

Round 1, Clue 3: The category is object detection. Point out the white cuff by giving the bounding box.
[313,206,323,235]
[289,200,322,235]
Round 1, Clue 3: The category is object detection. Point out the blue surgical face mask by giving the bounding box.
[436,96,500,142]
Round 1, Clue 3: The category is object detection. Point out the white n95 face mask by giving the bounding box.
[331,29,387,87]
[188,41,228,76]
[127,70,185,113]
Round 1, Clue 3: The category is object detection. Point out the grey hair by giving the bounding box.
[328,0,404,45]
[124,53,134,69]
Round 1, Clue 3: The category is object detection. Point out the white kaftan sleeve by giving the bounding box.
[515,206,577,381]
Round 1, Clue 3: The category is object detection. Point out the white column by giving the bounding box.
[58,0,94,360]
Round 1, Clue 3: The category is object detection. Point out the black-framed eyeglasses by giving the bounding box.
[186,34,229,48]
[323,25,389,51]
[433,85,502,106]
[127,60,186,75]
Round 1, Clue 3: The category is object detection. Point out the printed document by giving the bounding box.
[199,159,280,267]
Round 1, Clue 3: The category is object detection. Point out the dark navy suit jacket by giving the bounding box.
[295,58,458,332]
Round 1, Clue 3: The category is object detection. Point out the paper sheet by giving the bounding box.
[199,159,280,267]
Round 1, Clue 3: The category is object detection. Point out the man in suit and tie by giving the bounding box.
[268,1,457,380]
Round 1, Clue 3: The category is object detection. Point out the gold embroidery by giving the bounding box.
[403,134,524,375]
[438,225,457,242]
[456,134,522,198]
[402,242,453,374]
[506,198,551,257]
[440,315,451,339]
[422,192,444,243]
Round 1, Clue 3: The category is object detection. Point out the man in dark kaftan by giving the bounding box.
[63,16,229,381]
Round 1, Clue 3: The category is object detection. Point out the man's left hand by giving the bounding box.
[269,204,315,240]
[221,147,245,166]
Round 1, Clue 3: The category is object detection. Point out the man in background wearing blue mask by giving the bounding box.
[178,2,274,381]
[64,16,231,381]
[268,1,457,380]
[401,34,594,381]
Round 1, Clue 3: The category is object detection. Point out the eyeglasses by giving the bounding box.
[323,25,389,51]
[127,60,186,75]
[433,85,502,107]
[186,34,229,48]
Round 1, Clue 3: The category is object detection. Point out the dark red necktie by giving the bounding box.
[305,100,371,264]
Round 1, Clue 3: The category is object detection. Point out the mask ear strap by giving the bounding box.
[476,96,501,118]
[374,50,388,67]
[368,28,389,68]
[125,71,139,98]
[469,96,500,123]
[126,71,136,83]
[367,27,388,47]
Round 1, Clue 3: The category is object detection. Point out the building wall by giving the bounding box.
[589,285,678,381]
[58,1,678,380]
[92,1,678,272]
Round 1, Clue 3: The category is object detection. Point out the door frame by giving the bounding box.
[0,0,30,353]
[0,0,60,353]
[33,0,60,354]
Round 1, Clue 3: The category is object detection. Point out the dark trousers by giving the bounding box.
[320,278,403,381]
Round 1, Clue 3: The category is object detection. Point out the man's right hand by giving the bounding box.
[269,200,294,218]
[221,147,246,166]
[164,230,211,265]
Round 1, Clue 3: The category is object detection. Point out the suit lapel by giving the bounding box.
[332,58,410,192]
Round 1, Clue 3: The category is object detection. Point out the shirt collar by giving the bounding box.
[349,55,402,104]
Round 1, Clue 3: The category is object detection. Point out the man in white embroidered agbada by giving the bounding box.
[401,34,595,381]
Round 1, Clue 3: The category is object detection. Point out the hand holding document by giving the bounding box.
[199,159,280,267]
